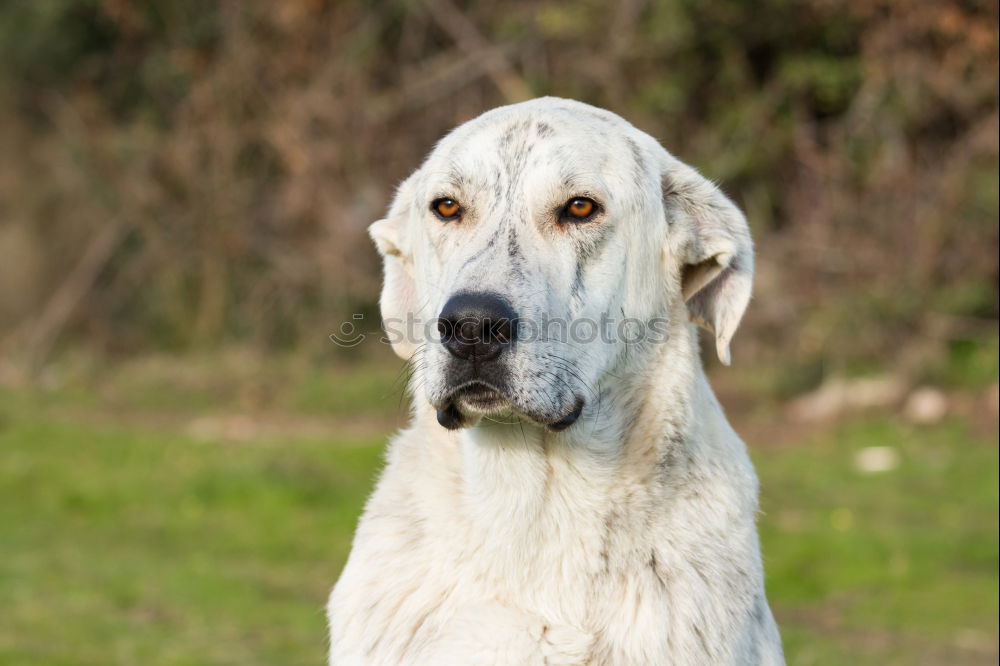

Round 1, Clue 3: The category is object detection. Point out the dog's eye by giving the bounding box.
[561,197,598,222]
[432,198,462,220]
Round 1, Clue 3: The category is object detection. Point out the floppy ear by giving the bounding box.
[369,174,419,360]
[662,161,754,365]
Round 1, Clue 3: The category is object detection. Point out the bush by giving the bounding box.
[1,0,996,373]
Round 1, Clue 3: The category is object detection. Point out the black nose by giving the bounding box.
[437,292,518,362]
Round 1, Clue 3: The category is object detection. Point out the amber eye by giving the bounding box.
[563,197,597,221]
[432,198,462,220]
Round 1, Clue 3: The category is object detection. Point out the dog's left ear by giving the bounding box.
[662,160,754,365]
[369,174,420,360]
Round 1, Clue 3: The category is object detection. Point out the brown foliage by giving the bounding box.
[0,0,996,373]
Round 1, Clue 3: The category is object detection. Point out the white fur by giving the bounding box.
[328,98,783,665]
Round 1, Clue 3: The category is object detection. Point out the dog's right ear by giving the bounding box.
[369,174,419,360]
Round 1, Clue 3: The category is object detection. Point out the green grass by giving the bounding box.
[0,358,996,665]
[756,418,998,665]
[0,405,385,665]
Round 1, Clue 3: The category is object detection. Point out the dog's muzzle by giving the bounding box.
[433,292,585,432]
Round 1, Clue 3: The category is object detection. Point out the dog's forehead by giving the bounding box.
[424,99,639,181]
[451,101,624,145]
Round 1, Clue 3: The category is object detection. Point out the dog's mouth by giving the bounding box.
[453,381,507,412]
[436,381,507,421]
[435,382,584,432]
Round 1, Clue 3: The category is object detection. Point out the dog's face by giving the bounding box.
[370,98,753,431]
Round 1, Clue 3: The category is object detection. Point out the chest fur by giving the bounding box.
[328,398,770,663]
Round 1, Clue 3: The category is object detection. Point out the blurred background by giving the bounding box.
[0,1,996,664]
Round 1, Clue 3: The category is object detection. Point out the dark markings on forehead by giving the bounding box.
[626,137,647,180]
[499,119,533,151]
[507,223,523,262]
[455,233,499,278]
[492,165,504,200]
[535,121,555,138]
[443,117,550,195]
[505,221,528,287]
[443,160,499,203]
[560,160,587,190]
[444,164,468,192]
[498,119,535,188]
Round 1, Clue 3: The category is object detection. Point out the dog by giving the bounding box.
[327,97,784,665]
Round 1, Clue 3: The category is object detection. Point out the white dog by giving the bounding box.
[328,98,784,665]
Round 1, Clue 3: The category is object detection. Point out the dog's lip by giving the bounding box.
[436,403,465,430]
[452,381,506,407]
[435,382,505,430]
[435,384,585,432]
[546,397,585,431]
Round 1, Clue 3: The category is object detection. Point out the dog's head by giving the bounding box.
[370,98,753,431]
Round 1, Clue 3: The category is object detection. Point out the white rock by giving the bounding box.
[788,375,906,422]
[854,446,900,473]
[903,387,948,424]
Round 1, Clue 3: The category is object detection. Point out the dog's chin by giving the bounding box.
[435,383,584,432]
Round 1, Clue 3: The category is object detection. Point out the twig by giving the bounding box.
[371,47,516,120]
[419,0,532,103]
[19,220,126,371]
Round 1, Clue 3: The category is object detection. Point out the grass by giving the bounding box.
[0,416,384,665]
[0,354,996,665]
[757,418,998,665]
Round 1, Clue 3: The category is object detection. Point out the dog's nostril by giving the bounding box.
[436,318,451,339]
[491,318,513,344]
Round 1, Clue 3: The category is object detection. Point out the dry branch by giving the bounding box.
[420,0,532,103]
